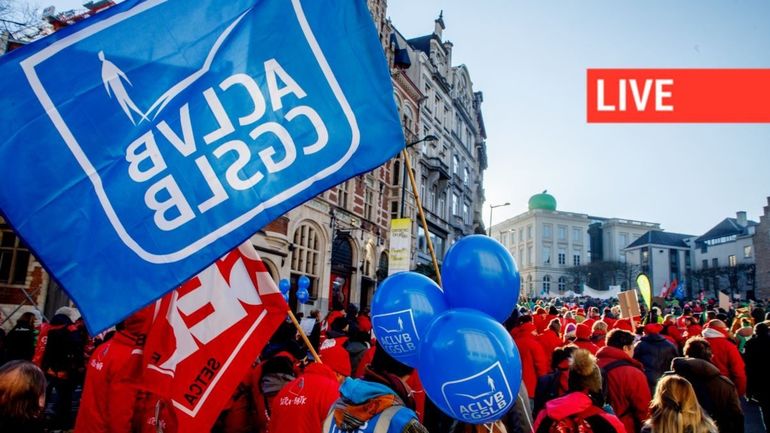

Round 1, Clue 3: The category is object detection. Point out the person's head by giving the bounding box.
[683,337,712,361]
[683,306,693,316]
[591,320,608,334]
[370,342,413,380]
[705,310,717,322]
[548,318,561,334]
[330,317,349,334]
[548,305,559,316]
[606,329,635,357]
[552,345,577,370]
[567,349,602,396]
[15,312,36,328]
[754,321,770,338]
[647,375,717,433]
[0,361,46,421]
[575,324,591,341]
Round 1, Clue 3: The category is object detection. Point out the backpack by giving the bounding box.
[547,406,603,433]
[599,360,635,411]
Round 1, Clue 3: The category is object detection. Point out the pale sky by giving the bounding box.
[43,0,770,236]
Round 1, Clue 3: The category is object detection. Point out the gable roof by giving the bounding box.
[626,230,693,249]
[695,217,757,243]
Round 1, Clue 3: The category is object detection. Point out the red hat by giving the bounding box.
[535,307,547,315]
[613,318,633,332]
[319,338,351,377]
[644,323,663,334]
[576,308,586,317]
[576,323,591,340]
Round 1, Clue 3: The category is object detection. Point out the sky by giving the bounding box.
[42,0,770,235]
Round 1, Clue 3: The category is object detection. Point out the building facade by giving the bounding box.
[691,211,757,300]
[624,231,694,297]
[396,14,488,273]
[755,198,770,300]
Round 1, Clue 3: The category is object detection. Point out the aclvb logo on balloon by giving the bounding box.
[587,69,770,123]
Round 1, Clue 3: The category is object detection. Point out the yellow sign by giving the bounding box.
[388,218,412,276]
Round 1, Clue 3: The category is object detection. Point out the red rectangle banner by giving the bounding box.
[587,69,770,123]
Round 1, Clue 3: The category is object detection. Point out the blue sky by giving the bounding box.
[388,0,770,235]
[48,0,770,234]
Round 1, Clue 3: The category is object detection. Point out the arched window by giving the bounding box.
[558,276,567,292]
[291,223,322,298]
[543,275,551,293]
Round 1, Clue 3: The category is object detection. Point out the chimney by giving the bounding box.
[736,211,747,227]
[443,41,453,66]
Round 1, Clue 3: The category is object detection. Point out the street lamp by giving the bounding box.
[400,135,439,217]
[488,202,510,236]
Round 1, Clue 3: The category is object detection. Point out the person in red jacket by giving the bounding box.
[267,353,348,433]
[510,316,548,399]
[591,320,608,348]
[532,307,549,334]
[701,319,746,396]
[74,306,163,433]
[538,318,563,367]
[597,329,651,433]
[574,324,599,355]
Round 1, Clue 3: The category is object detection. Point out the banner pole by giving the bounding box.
[401,149,442,287]
[287,309,322,363]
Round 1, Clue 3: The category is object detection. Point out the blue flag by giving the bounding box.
[0,0,403,332]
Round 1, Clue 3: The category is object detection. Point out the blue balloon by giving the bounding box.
[418,309,522,424]
[278,278,290,295]
[371,272,448,367]
[296,287,309,304]
[441,235,520,322]
[298,275,311,291]
[282,291,289,302]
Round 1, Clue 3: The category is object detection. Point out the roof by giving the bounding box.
[626,230,693,249]
[407,34,444,54]
[695,217,757,243]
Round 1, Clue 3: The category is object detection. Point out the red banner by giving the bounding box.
[143,242,287,431]
[587,69,770,123]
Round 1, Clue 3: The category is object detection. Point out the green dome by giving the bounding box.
[528,191,556,211]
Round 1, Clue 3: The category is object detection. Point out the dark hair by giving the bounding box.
[606,329,635,349]
[683,337,712,361]
[551,345,578,370]
[0,361,46,421]
[754,322,769,338]
[15,312,36,328]
[549,306,559,316]
[371,342,413,378]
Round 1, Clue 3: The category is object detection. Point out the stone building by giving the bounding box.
[754,197,770,300]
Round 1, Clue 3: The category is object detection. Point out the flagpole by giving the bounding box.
[287,309,322,363]
[401,148,443,287]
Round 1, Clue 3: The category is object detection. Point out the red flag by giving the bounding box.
[143,242,287,431]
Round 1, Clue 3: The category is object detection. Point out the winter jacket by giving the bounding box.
[533,391,626,433]
[73,331,143,433]
[268,363,341,433]
[510,323,549,398]
[323,378,427,433]
[702,329,746,396]
[633,333,678,393]
[596,346,651,433]
[533,369,569,418]
[667,357,743,433]
[5,323,36,361]
[744,333,770,403]
[537,329,563,366]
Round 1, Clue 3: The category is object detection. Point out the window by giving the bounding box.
[463,203,470,225]
[453,193,460,215]
[702,259,708,269]
[390,201,398,220]
[502,232,508,246]
[744,245,753,258]
[511,231,516,244]
[438,193,446,217]
[337,181,349,208]
[0,228,30,286]
[453,155,460,175]
[558,225,567,241]
[527,225,532,240]
[519,228,524,244]
[728,255,737,267]
[572,228,582,244]
[543,224,552,239]
[558,276,567,292]
[543,246,551,265]
[527,246,533,266]
[619,233,629,248]
[429,185,437,211]
[420,177,427,205]
[463,168,470,185]
[291,223,322,298]
[519,247,524,266]
[543,275,551,293]
[364,189,374,221]
[573,254,581,266]
[392,160,401,186]
[527,275,533,292]
[417,226,427,252]
[558,249,566,265]
[712,258,719,268]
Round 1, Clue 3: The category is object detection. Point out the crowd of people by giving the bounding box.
[0,297,769,433]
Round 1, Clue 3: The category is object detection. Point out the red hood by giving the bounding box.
[596,346,644,369]
[512,322,537,337]
[544,392,593,420]
[303,362,339,381]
